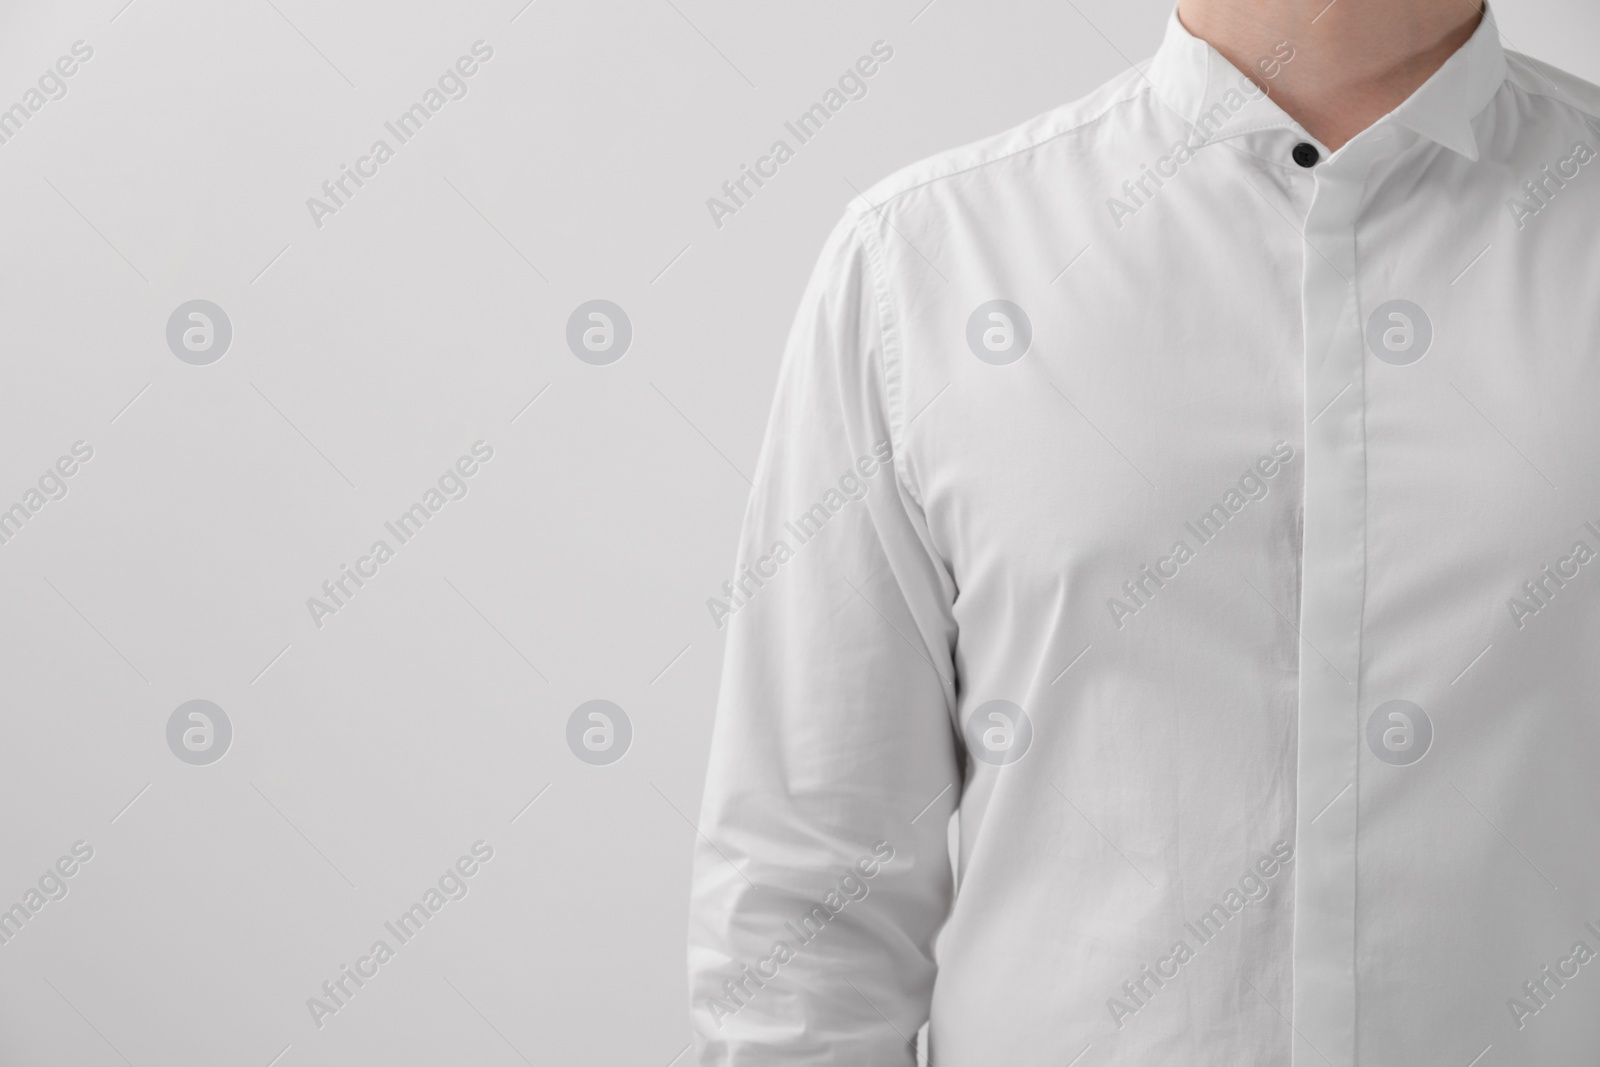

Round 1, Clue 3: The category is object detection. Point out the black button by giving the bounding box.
[1292,142,1320,168]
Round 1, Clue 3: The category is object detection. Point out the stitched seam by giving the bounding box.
[861,81,1151,212]
[1502,60,1600,125]
[849,204,922,510]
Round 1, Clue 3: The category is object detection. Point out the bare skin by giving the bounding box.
[1177,0,1485,150]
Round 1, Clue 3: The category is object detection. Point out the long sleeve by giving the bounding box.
[688,207,961,1065]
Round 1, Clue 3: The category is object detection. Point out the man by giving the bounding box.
[690,0,1600,1062]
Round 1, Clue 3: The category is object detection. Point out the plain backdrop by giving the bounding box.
[0,1,1594,1064]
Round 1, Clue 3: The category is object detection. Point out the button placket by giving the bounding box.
[1291,134,1388,1067]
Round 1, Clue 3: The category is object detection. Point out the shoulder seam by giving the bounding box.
[852,79,1152,213]
[849,203,923,510]
[1503,52,1600,123]
[841,74,1153,509]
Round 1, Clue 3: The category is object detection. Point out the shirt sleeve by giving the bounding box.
[689,206,962,1065]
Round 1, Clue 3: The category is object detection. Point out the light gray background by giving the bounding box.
[0,1,1593,1064]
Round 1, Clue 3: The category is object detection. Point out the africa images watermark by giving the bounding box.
[305,440,495,629]
[1106,39,1295,230]
[1106,442,1296,629]
[0,440,95,549]
[1505,918,1600,1030]
[705,439,893,630]
[705,40,895,230]
[1106,840,1293,1030]
[0,40,94,148]
[1507,140,1595,229]
[1506,519,1600,631]
[0,840,96,949]
[306,40,495,229]
[699,841,896,1030]
[305,840,495,1029]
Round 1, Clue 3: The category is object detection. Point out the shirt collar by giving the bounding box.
[1143,5,1508,161]
[1144,9,1291,144]
[1385,6,1507,161]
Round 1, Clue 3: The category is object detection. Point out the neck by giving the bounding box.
[1176,0,1484,150]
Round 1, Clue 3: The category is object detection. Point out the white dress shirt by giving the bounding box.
[690,8,1600,1064]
